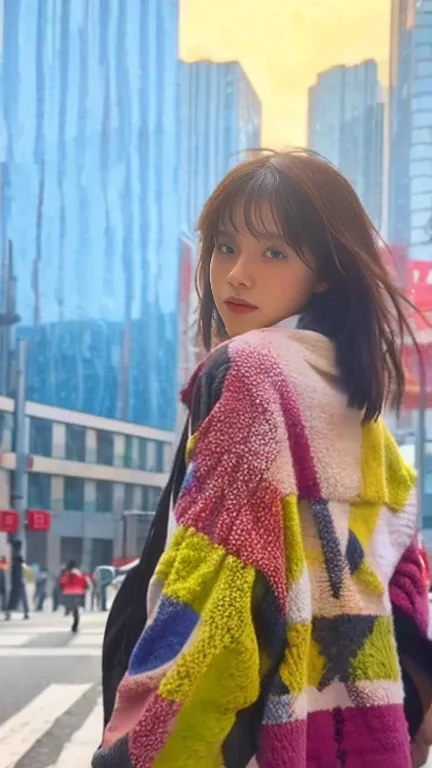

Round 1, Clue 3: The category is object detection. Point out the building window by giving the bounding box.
[141,485,161,512]
[138,438,147,470]
[96,431,114,466]
[124,435,133,468]
[124,484,136,511]
[64,477,85,512]
[28,473,51,510]
[155,442,164,473]
[65,424,86,462]
[96,481,113,513]
[146,440,156,471]
[29,418,52,458]
[91,538,113,570]
[0,411,13,451]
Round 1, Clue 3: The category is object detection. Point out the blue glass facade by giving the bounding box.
[389,0,432,258]
[308,61,384,231]
[0,0,180,430]
[180,61,261,239]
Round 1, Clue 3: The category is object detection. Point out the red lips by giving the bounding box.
[224,297,258,314]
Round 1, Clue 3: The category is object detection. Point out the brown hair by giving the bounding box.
[196,149,417,422]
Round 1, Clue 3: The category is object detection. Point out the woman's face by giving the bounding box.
[210,206,325,338]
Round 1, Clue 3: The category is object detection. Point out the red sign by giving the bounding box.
[0,510,19,534]
[406,260,432,311]
[26,509,51,532]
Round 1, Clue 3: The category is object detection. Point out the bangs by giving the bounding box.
[199,162,311,262]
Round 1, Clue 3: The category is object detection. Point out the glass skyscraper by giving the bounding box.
[389,0,432,258]
[308,60,384,232]
[0,0,180,430]
[180,60,262,240]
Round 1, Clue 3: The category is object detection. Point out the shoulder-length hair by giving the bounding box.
[196,149,416,422]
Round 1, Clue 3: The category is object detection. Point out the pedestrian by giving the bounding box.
[0,555,7,613]
[5,540,29,620]
[93,565,115,612]
[34,567,48,611]
[59,560,87,633]
[52,565,65,612]
[95,151,432,767]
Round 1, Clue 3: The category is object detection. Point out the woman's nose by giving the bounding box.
[227,257,253,288]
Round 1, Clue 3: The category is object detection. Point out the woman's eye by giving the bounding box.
[216,243,235,255]
[265,248,286,261]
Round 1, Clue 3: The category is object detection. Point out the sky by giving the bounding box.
[180,0,392,148]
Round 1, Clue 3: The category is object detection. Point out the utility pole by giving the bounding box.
[10,339,28,557]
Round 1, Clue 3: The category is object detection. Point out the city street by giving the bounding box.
[1,607,431,767]
[0,609,106,768]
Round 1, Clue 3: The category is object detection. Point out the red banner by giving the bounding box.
[406,260,432,311]
[26,509,51,532]
[0,510,19,533]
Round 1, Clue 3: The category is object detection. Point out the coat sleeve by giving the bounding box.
[93,343,288,768]
[392,533,432,738]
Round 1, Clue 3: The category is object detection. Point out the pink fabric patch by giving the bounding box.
[103,669,165,749]
[258,704,410,767]
[390,539,430,635]
[258,719,306,767]
[129,694,181,768]
[175,341,320,609]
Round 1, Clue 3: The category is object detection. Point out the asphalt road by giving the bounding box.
[0,608,106,768]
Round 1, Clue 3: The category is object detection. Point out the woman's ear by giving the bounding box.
[313,280,329,295]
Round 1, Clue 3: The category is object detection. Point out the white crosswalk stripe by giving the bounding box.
[0,616,105,657]
[0,684,93,768]
[47,697,103,768]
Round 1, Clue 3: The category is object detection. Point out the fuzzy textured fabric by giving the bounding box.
[93,328,428,768]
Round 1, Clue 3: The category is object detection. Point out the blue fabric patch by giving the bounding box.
[311,498,344,599]
[128,595,199,676]
[182,462,195,492]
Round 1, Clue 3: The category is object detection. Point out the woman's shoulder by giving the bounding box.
[204,327,337,384]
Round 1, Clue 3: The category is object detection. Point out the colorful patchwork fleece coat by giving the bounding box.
[93,328,431,768]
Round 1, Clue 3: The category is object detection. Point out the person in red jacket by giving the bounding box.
[60,560,88,632]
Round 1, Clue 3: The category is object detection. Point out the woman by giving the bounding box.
[95,150,432,767]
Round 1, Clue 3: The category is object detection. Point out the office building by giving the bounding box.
[0,394,173,572]
[389,0,432,259]
[0,0,180,431]
[308,61,384,231]
[180,60,262,240]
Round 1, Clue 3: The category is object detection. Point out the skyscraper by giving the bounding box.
[180,60,262,241]
[308,61,384,231]
[389,0,432,259]
[0,0,180,430]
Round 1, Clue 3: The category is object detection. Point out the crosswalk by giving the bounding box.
[0,613,105,657]
[0,612,106,766]
[0,684,102,768]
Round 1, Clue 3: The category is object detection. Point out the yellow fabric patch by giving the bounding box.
[154,531,259,766]
[360,420,416,509]
[307,631,327,689]
[280,622,314,694]
[349,501,381,548]
[185,432,198,466]
[156,527,231,615]
[303,547,325,567]
[282,495,305,585]
[353,560,384,596]
[350,616,400,682]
